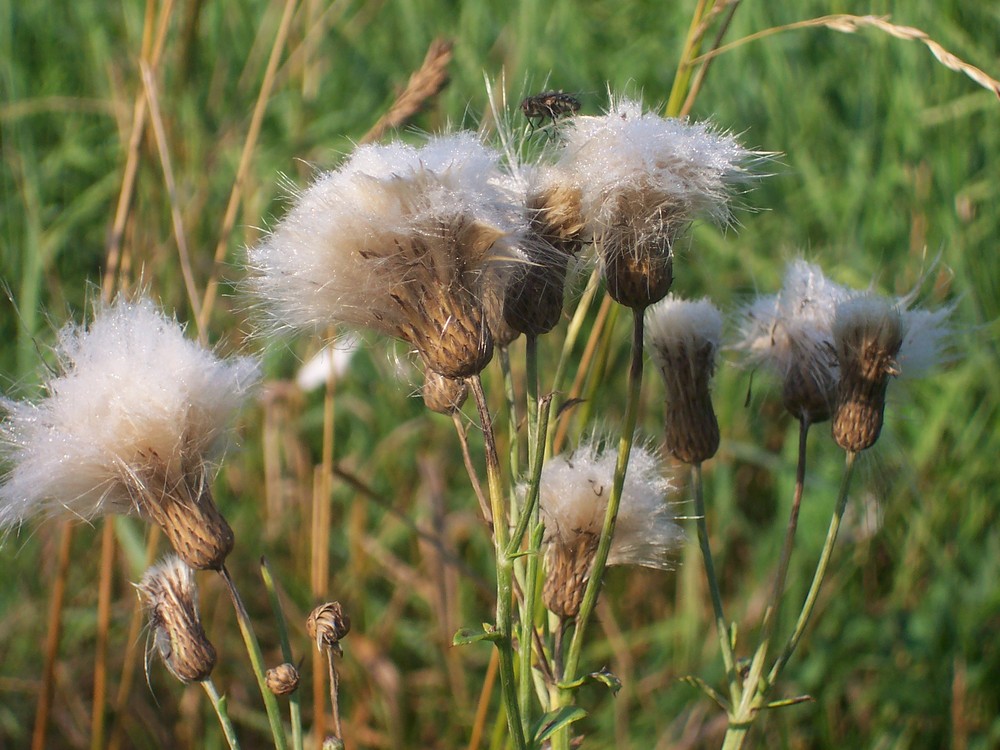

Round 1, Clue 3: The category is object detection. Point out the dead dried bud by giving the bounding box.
[266,662,301,696]
[422,368,468,414]
[307,602,351,654]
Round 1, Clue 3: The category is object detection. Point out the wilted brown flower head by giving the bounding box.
[138,556,216,684]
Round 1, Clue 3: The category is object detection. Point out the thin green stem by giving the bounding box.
[722,451,858,750]
[201,679,241,750]
[218,566,288,750]
[767,450,858,686]
[470,375,527,750]
[260,558,303,750]
[692,462,739,705]
[561,308,645,685]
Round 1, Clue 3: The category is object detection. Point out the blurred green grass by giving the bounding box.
[1,0,998,747]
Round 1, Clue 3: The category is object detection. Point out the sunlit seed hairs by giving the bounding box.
[0,297,259,569]
[560,95,754,309]
[248,132,530,378]
[138,556,216,684]
[533,439,683,618]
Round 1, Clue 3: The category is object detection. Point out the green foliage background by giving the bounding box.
[1,0,998,747]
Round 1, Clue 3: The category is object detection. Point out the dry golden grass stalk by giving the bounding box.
[360,37,454,144]
[695,15,1000,98]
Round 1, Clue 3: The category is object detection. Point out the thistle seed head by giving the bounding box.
[832,297,904,452]
[421,368,469,415]
[307,601,351,654]
[266,662,301,696]
[646,296,723,464]
[138,556,216,684]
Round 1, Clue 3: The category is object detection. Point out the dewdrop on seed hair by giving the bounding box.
[560,95,753,309]
[0,298,258,570]
[248,132,529,379]
[138,556,216,683]
[532,439,683,618]
[646,296,723,464]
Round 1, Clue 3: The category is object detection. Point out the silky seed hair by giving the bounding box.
[138,555,216,684]
[530,438,684,617]
[559,94,754,309]
[646,295,723,464]
[248,132,531,379]
[0,297,258,568]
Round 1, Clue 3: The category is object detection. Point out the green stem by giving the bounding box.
[260,558,303,750]
[691,462,739,706]
[201,679,241,750]
[732,419,811,718]
[561,308,645,685]
[219,566,288,750]
[722,451,858,749]
[470,376,528,750]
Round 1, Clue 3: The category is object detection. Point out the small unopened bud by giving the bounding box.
[422,368,468,415]
[307,602,351,653]
[646,297,723,464]
[138,556,216,683]
[832,298,903,452]
[266,662,300,696]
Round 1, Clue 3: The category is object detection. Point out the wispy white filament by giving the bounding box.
[0,297,259,529]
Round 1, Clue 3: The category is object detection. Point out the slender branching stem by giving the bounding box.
[692,462,739,705]
[260,558,303,750]
[470,376,527,750]
[561,308,645,684]
[722,451,859,749]
[218,565,288,750]
[452,412,492,525]
[202,679,241,750]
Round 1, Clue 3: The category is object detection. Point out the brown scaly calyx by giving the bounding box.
[599,188,685,310]
[659,339,720,464]
[542,532,599,620]
[782,340,839,425]
[126,452,234,571]
[389,217,505,379]
[832,300,903,453]
[503,185,586,336]
[138,558,216,684]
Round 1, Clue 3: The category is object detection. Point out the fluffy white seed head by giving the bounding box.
[646,295,723,370]
[0,297,259,529]
[559,95,752,231]
[247,131,527,339]
[537,439,684,570]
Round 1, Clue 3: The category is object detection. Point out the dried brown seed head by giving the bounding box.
[266,662,301,696]
[307,602,351,653]
[421,368,469,415]
[138,556,216,684]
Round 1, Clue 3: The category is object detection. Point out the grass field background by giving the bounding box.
[1,0,999,747]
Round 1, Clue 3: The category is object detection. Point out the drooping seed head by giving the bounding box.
[307,601,351,654]
[138,556,216,683]
[0,297,258,569]
[421,368,469,415]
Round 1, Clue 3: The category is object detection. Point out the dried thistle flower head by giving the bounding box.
[421,367,468,414]
[646,296,723,464]
[502,167,587,336]
[560,95,752,309]
[831,297,904,452]
[0,298,258,569]
[248,132,529,379]
[138,555,216,683]
[533,439,683,618]
[733,260,856,424]
[307,601,351,654]
[266,662,301,696]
